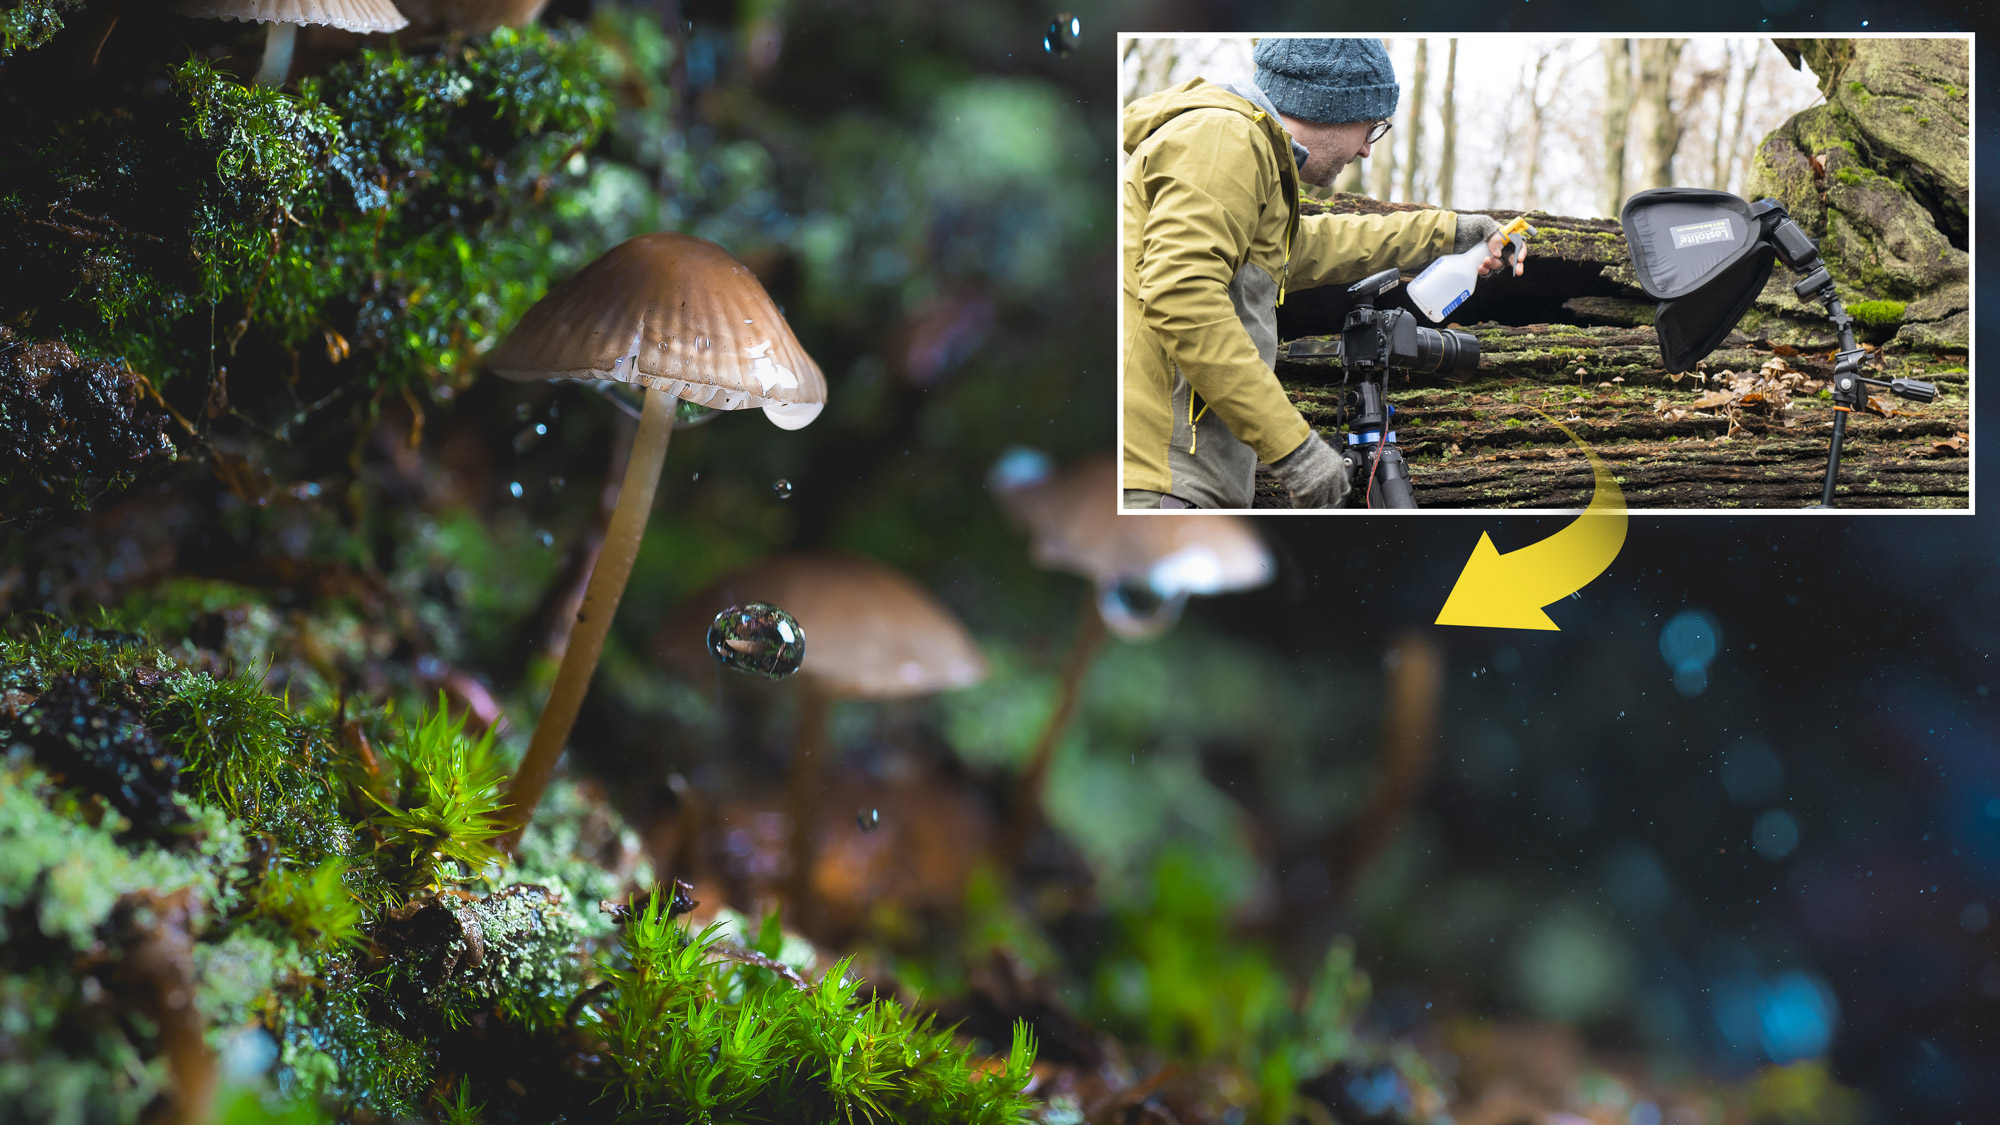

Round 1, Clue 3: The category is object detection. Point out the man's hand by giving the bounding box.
[1479,227,1526,278]
[1268,434,1350,509]
[1452,213,1526,278]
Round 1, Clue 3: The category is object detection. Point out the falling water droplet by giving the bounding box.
[1618,710,1627,718]
[772,479,793,500]
[707,603,806,679]
[1094,576,1187,640]
[548,475,566,492]
[857,808,880,832]
[508,481,524,499]
[535,529,555,548]
[515,402,533,421]
[1042,12,1080,55]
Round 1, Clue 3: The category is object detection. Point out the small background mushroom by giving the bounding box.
[655,551,985,928]
[993,453,1274,861]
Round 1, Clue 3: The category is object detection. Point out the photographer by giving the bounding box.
[1122,38,1524,510]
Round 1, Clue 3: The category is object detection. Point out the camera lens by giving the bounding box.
[1406,326,1480,376]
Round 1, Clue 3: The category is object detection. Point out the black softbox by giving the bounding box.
[1620,188,1776,374]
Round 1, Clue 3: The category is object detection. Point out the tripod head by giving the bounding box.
[1338,269,1479,380]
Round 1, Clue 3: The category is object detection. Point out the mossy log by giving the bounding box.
[1262,323,1968,510]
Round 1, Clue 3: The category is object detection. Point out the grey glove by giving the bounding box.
[1452,213,1501,254]
[1268,434,1351,509]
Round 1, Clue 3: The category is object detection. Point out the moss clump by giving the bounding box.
[0,328,178,527]
[1847,299,1907,326]
[0,0,85,56]
[593,894,1037,1123]
[0,26,610,395]
[3,619,1037,1123]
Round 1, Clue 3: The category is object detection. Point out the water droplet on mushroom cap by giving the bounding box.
[707,603,806,679]
[857,807,880,832]
[1095,576,1188,640]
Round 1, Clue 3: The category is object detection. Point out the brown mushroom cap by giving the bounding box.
[395,0,547,36]
[656,552,986,700]
[486,232,827,431]
[172,0,409,32]
[997,454,1273,594]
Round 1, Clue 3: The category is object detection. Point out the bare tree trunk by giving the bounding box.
[1722,38,1763,195]
[1519,49,1552,204]
[1486,63,1526,203]
[1438,39,1457,208]
[1707,42,1735,189]
[1631,38,1687,190]
[1124,37,1180,102]
[1369,40,1399,201]
[1400,39,1429,201]
[1600,38,1633,217]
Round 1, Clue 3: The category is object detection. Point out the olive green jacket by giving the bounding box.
[1121,78,1459,508]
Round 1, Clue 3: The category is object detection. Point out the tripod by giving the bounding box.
[1747,200,1936,507]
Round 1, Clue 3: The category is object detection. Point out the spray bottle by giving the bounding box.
[1406,216,1537,323]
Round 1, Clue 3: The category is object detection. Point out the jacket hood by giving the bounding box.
[1121,77,1290,157]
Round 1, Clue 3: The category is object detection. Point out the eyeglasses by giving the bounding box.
[1365,119,1394,145]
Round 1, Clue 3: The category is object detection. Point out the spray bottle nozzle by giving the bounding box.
[1499,216,1538,266]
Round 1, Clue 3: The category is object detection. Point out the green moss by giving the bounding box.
[593,892,1037,1123]
[366,700,510,894]
[1847,299,1908,326]
[0,26,612,394]
[0,0,85,55]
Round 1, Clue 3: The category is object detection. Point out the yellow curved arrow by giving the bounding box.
[1434,407,1627,630]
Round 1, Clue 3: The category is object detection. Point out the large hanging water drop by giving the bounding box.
[707,603,806,679]
[1043,12,1080,56]
[1094,576,1188,640]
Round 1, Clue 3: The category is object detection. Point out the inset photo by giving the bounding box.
[1117,35,1971,511]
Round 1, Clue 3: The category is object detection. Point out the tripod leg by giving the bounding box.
[1820,409,1848,508]
[1375,446,1419,509]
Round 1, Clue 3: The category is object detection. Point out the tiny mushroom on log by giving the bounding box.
[172,0,410,87]
[992,453,1273,858]
[488,233,827,850]
[655,552,985,924]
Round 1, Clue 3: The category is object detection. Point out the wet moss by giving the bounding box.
[0,27,610,397]
[0,328,178,527]
[0,0,85,56]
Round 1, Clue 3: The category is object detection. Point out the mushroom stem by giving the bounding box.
[498,385,676,849]
[254,20,297,87]
[784,684,832,927]
[1002,588,1109,864]
[1323,629,1443,903]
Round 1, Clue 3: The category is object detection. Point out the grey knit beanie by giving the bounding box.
[1252,38,1399,124]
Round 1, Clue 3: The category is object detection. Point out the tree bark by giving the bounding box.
[1599,39,1631,218]
[1630,38,1687,190]
[1437,39,1458,208]
[1401,39,1428,202]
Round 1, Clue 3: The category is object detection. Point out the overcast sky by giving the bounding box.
[1119,36,1830,220]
